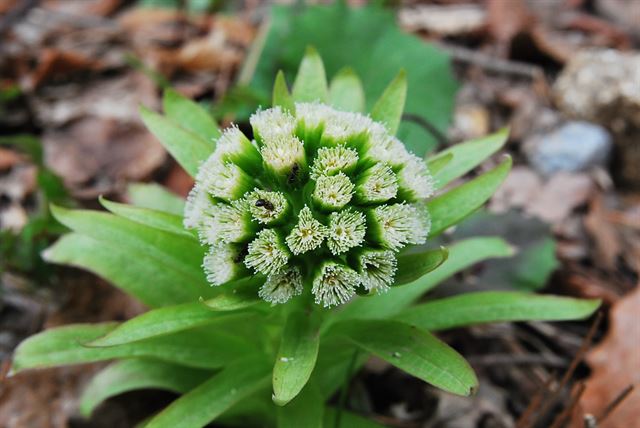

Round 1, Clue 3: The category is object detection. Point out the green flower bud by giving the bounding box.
[312,172,354,211]
[259,265,304,305]
[245,228,290,276]
[246,189,291,226]
[203,244,249,286]
[353,163,398,204]
[327,209,366,255]
[350,248,397,293]
[311,260,361,307]
[285,206,327,255]
[310,146,359,180]
[366,203,428,250]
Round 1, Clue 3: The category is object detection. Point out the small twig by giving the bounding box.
[596,384,635,424]
[401,113,450,147]
[516,375,556,428]
[549,382,586,428]
[518,312,603,428]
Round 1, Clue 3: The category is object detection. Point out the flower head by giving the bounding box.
[185,102,434,307]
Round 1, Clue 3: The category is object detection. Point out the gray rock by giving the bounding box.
[526,121,612,176]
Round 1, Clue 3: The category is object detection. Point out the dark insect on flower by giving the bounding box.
[255,199,275,211]
[287,163,300,184]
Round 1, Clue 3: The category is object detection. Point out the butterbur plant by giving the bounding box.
[12,49,599,428]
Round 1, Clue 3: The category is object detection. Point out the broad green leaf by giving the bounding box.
[329,237,514,325]
[43,233,207,307]
[395,246,449,286]
[145,356,270,428]
[329,68,365,113]
[100,197,192,237]
[88,303,253,347]
[163,88,220,141]
[370,70,406,135]
[426,152,453,176]
[429,128,509,189]
[12,323,254,372]
[395,292,600,331]
[50,206,206,288]
[332,320,477,396]
[273,70,294,111]
[80,359,209,416]
[324,408,386,428]
[292,46,329,103]
[140,106,213,177]
[427,156,512,237]
[273,310,320,406]
[311,339,363,399]
[252,4,457,155]
[128,182,185,216]
[277,384,324,428]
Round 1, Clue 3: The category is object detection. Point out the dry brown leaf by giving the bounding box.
[527,173,594,223]
[0,148,23,171]
[571,287,640,427]
[43,117,166,198]
[584,195,622,270]
[486,0,535,47]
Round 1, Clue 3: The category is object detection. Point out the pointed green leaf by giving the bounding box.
[370,70,407,135]
[396,292,600,331]
[145,356,270,428]
[11,324,255,372]
[49,206,205,286]
[88,303,253,347]
[127,182,185,216]
[140,106,213,177]
[277,384,324,428]
[163,88,221,141]
[100,197,192,237]
[201,277,264,311]
[273,70,294,111]
[427,156,512,237]
[332,320,477,396]
[329,67,365,113]
[395,246,449,286]
[426,152,453,176]
[292,46,328,103]
[43,233,206,307]
[329,237,514,324]
[429,128,509,189]
[273,310,320,406]
[80,359,209,416]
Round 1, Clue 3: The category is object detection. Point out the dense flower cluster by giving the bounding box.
[185,103,434,307]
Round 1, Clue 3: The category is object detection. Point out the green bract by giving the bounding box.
[12,48,600,428]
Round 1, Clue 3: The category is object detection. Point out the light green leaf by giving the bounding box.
[80,359,209,416]
[324,408,386,428]
[395,291,600,331]
[292,46,328,103]
[277,384,324,428]
[427,156,512,237]
[145,356,270,428]
[329,68,365,113]
[395,246,449,286]
[42,233,205,307]
[140,106,213,177]
[426,152,453,176]
[273,70,294,111]
[100,197,192,237]
[127,182,185,216]
[429,128,509,189]
[332,320,477,396]
[329,237,514,324]
[273,311,320,406]
[163,88,220,141]
[50,206,206,287]
[88,303,253,347]
[370,70,406,135]
[11,323,254,372]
